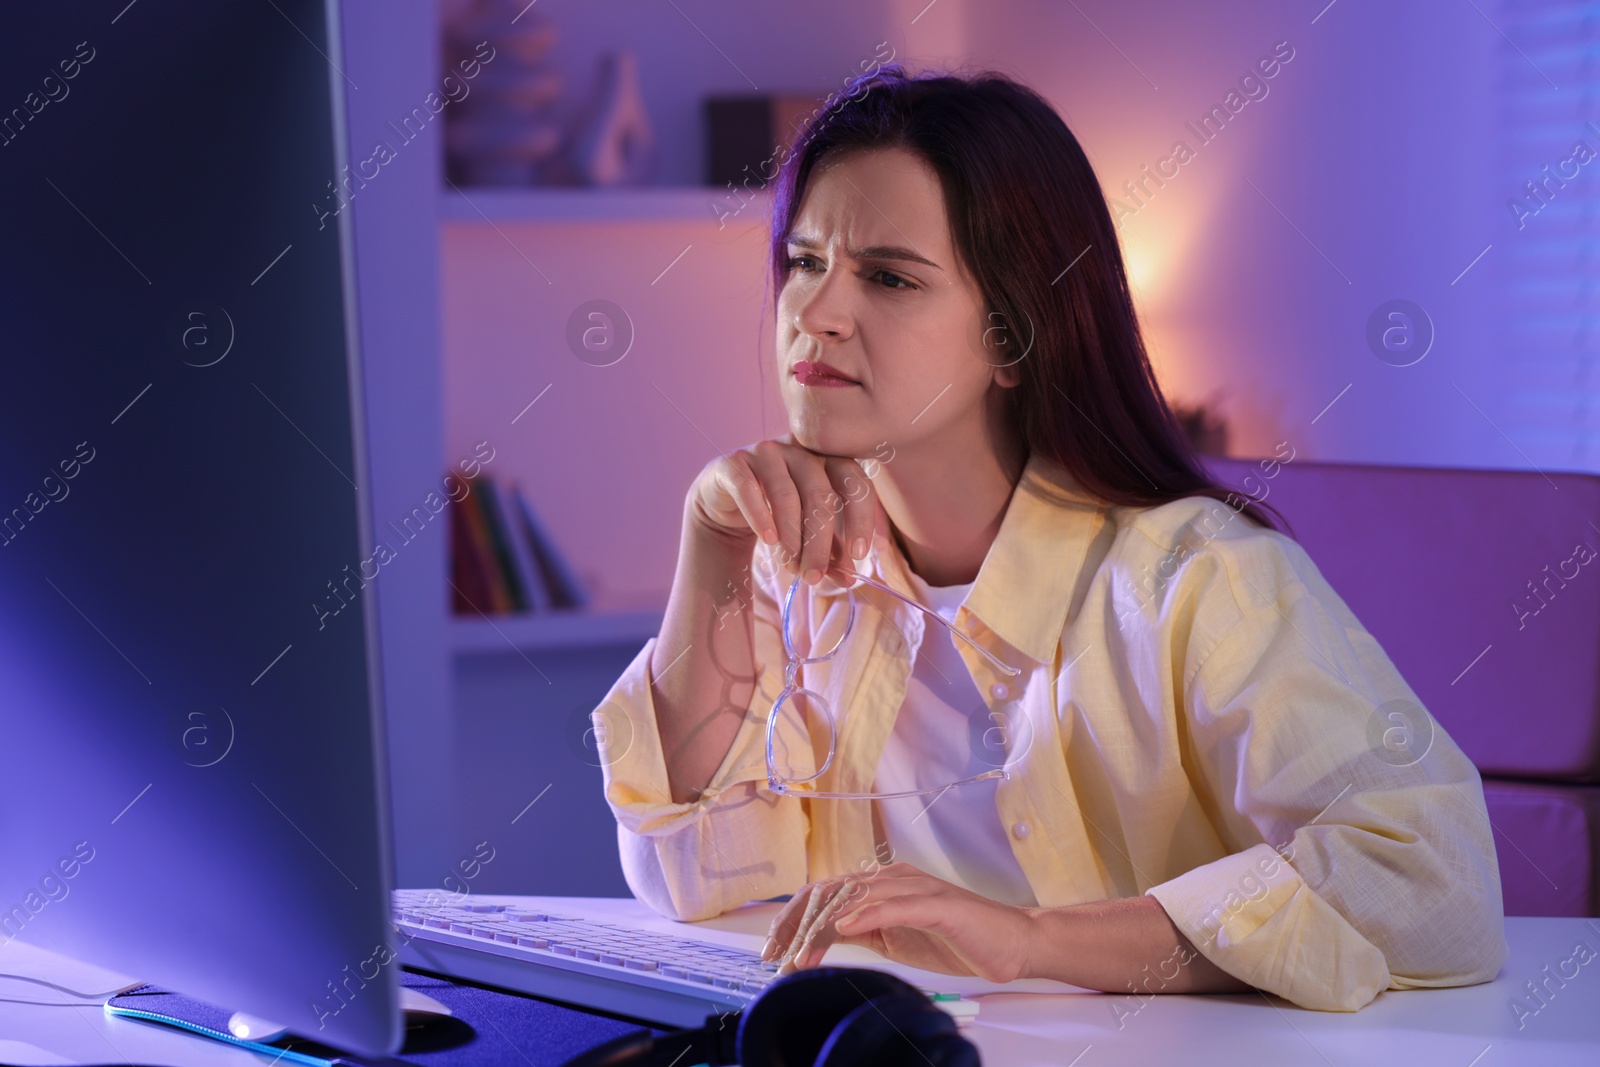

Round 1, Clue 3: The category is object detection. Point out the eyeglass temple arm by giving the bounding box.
[824,564,1023,677]
[767,767,1008,801]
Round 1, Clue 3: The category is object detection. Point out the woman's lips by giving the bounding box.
[793,360,859,387]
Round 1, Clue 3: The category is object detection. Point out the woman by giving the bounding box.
[594,64,1505,1012]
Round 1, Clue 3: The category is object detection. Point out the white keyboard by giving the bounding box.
[390,890,979,1030]
[390,889,781,1026]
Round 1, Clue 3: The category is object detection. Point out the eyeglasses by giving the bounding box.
[763,561,1023,801]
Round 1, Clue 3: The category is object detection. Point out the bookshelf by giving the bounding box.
[427,0,902,897]
[452,606,664,656]
[439,189,774,659]
[439,184,773,657]
[440,186,771,223]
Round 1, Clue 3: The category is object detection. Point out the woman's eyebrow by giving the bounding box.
[783,232,944,272]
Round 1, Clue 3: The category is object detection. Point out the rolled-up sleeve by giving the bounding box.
[1145,536,1508,1010]
[593,538,810,922]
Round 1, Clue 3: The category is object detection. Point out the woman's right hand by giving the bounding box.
[687,434,880,588]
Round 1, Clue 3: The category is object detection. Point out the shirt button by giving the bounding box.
[990,682,1010,700]
[1011,820,1030,840]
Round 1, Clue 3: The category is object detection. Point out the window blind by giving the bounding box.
[1498,0,1600,470]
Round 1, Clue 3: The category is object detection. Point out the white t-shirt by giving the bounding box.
[871,568,1039,908]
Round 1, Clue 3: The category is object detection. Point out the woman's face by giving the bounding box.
[776,146,1019,460]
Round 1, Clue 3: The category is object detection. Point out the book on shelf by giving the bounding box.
[475,476,530,612]
[448,488,493,614]
[490,478,552,612]
[454,479,511,614]
[508,479,588,610]
[448,471,588,615]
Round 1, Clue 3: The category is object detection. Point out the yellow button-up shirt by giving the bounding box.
[595,450,1507,1011]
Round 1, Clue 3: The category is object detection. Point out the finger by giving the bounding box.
[869,861,929,881]
[792,874,897,972]
[762,881,821,960]
[765,877,846,961]
[766,862,918,961]
[788,871,887,970]
[749,440,803,571]
[833,893,947,940]
[789,885,862,970]
[789,877,851,950]
[832,892,1018,982]
[776,883,851,974]
[779,877,862,971]
[718,453,779,545]
[810,868,943,952]
[785,451,842,586]
[825,456,879,567]
[824,871,928,934]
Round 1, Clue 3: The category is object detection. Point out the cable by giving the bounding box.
[0,971,138,1000]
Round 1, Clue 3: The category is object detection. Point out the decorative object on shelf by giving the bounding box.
[449,472,588,615]
[705,91,831,188]
[556,49,657,187]
[441,0,565,186]
[1171,394,1230,456]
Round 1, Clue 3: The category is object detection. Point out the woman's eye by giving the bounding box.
[782,255,915,291]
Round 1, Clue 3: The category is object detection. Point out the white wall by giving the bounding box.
[341,0,454,887]
[441,211,786,604]
[962,0,1505,468]
[441,1,1520,608]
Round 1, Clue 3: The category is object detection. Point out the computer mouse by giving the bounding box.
[227,987,452,1043]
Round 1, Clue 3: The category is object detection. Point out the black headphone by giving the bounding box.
[563,967,981,1067]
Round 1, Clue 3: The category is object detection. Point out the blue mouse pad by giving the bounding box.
[105,968,674,1066]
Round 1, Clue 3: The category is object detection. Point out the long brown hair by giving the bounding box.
[764,63,1292,537]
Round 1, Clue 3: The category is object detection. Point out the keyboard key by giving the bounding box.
[405,904,781,995]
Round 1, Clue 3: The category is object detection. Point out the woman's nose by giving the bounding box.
[791,270,854,341]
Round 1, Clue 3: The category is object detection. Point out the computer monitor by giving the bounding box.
[0,1,404,1056]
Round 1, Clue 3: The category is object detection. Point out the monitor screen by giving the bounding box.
[0,1,401,1054]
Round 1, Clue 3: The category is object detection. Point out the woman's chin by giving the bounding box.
[786,420,872,459]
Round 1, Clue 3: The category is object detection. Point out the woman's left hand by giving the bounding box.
[759,862,1037,983]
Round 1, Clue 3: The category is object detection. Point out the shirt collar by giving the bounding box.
[864,450,1107,665]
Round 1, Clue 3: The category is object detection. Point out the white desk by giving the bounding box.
[0,910,1595,1066]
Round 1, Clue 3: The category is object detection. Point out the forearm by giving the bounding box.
[650,507,764,805]
[1024,894,1252,995]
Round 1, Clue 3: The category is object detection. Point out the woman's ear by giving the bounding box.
[973,305,1027,387]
